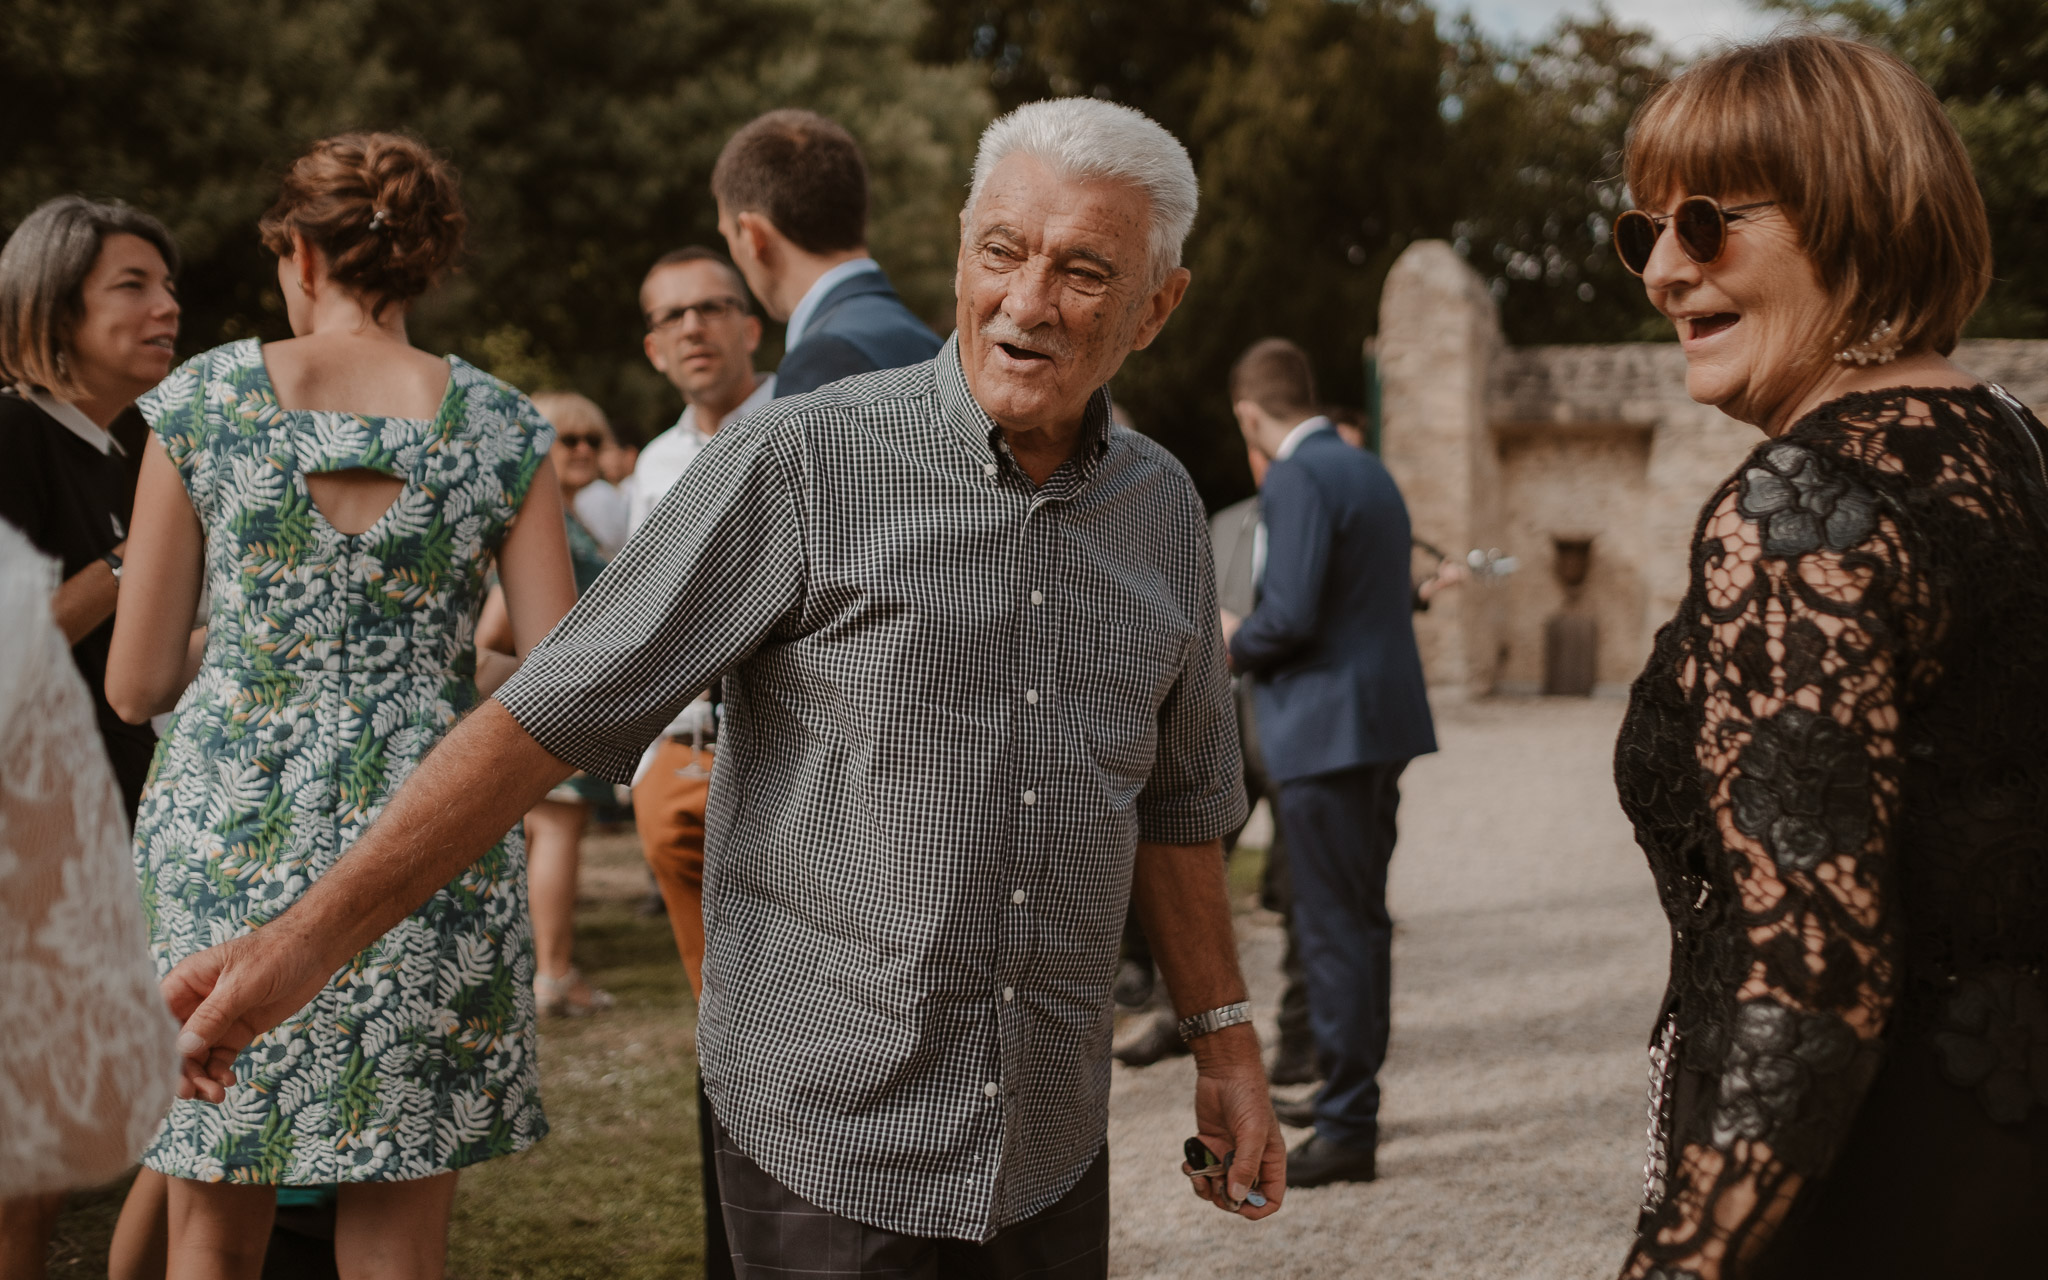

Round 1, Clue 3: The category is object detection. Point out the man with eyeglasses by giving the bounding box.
[624,243,777,1280]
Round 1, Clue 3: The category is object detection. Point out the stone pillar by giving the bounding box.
[1377,241,1504,697]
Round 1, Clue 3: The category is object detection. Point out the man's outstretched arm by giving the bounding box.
[163,702,572,1101]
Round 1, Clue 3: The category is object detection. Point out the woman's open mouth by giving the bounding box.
[1687,313,1739,340]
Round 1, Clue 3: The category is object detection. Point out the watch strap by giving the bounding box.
[1177,1000,1253,1043]
[101,550,123,580]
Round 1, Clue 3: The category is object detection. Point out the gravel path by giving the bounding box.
[1107,697,1665,1278]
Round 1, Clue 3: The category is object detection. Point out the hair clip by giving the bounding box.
[370,208,389,231]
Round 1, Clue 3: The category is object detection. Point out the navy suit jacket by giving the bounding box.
[773,268,942,398]
[1228,426,1436,782]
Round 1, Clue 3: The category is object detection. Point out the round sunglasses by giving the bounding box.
[1613,197,1775,276]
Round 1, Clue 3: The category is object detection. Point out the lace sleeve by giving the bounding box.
[1623,439,1920,1279]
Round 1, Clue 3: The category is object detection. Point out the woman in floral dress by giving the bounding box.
[107,133,576,1278]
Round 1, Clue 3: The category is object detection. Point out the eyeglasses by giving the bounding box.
[1613,197,1775,276]
[558,432,606,450]
[646,296,747,332]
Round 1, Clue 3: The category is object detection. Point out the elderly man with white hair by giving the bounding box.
[160,97,1282,1274]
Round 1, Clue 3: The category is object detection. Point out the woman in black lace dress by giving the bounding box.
[1609,35,2048,1278]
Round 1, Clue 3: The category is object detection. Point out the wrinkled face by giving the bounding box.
[70,233,179,394]
[1639,189,1831,427]
[955,154,1187,437]
[642,259,762,408]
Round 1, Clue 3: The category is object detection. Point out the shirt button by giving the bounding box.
[983,1081,1000,1098]
[1011,888,1026,905]
[983,462,998,477]
[1024,689,1039,705]
[1003,986,1015,1002]
[1021,789,1037,806]
[1029,589,1044,605]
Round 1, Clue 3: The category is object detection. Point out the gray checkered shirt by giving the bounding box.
[496,335,1245,1241]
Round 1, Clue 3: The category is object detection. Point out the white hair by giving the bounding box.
[967,98,1198,285]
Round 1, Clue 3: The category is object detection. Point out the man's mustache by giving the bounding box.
[980,316,1072,362]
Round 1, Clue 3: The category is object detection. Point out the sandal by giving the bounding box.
[533,967,615,1018]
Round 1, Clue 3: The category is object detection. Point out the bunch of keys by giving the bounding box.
[1182,1137,1267,1210]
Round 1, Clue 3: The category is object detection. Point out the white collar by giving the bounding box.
[673,371,776,441]
[17,384,124,456]
[784,257,881,351]
[1274,414,1330,461]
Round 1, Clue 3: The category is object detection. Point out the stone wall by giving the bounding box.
[1378,240,2048,697]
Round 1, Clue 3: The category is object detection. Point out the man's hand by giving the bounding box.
[161,921,335,1103]
[1183,1025,1285,1218]
[1219,608,1243,645]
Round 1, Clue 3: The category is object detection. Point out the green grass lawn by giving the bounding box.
[48,828,708,1280]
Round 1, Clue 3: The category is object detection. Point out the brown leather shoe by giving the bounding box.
[1271,1092,1317,1128]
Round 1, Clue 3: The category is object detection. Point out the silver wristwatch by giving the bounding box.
[1177,1000,1253,1043]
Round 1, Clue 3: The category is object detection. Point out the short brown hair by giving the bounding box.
[1625,33,1991,360]
[0,196,179,396]
[258,132,466,318]
[1230,338,1318,420]
[644,246,753,314]
[711,110,867,255]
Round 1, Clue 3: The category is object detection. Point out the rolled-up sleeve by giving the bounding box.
[1136,486,1248,845]
[495,417,806,782]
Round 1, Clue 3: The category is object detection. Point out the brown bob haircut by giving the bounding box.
[1230,338,1319,421]
[258,132,466,319]
[0,196,179,397]
[1625,32,1991,359]
[711,110,868,255]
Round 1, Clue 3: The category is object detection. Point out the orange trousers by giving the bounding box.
[633,740,712,998]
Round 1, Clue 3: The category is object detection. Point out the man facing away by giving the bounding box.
[162,98,1282,1275]
[713,109,942,398]
[1224,337,1436,1189]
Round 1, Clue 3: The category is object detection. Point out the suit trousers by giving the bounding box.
[712,1112,1108,1278]
[1273,761,1406,1150]
[631,740,733,1279]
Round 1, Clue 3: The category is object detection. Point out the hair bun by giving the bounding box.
[258,131,467,314]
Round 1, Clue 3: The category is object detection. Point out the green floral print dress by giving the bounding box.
[132,339,553,1184]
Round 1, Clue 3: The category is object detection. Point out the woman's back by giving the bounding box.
[131,336,556,1183]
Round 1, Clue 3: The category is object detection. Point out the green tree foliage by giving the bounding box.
[1786,0,2048,336]
[1445,14,1675,344]
[0,0,991,439]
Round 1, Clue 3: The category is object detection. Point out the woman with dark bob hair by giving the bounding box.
[1612,33,2047,1278]
[0,197,180,818]
[105,132,575,1279]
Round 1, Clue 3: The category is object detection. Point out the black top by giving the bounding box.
[1615,385,2048,1278]
[0,388,156,817]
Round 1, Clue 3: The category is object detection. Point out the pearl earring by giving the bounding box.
[1834,319,1901,367]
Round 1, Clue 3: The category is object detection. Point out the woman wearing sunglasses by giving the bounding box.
[477,391,617,1017]
[1612,34,2048,1279]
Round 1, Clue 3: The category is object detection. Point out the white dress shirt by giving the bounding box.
[781,257,880,352]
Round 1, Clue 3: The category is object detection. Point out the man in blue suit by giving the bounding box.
[1224,338,1437,1187]
[712,109,941,397]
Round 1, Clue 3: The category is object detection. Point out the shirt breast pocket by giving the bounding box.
[1066,577,1193,798]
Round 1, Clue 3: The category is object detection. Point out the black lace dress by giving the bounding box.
[1614,385,2048,1279]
